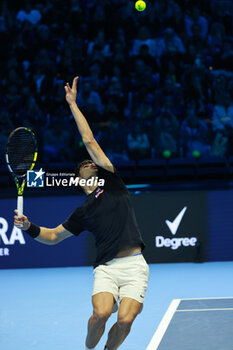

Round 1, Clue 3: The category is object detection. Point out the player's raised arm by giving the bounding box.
[14,210,73,244]
[64,76,114,173]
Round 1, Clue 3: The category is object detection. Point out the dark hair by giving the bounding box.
[75,159,93,177]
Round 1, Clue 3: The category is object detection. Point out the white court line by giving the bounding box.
[146,299,180,350]
[177,308,233,312]
[146,298,233,350]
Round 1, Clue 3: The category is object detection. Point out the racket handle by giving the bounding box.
[17,196,23,216]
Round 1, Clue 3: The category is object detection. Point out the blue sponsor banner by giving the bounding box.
[132,191,207,263]
[1,190,233,269]
[206,190,233,261]
[0,196,96,269]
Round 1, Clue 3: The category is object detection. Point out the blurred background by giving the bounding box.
[0,0,233,185]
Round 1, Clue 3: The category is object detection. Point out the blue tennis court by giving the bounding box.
[147,297,233,350]
[1,261,233,350]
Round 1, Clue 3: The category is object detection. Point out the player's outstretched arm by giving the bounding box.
[64,76,114,173]
[14,210,73,245]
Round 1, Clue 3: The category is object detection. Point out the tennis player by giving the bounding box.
[14,76,149,350]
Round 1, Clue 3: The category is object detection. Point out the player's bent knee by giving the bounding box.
[93,309,112,324]
[117,316,134,333]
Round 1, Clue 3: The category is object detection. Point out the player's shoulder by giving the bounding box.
[97,164,121,180]
[97,164,115,174]
[97,165,127,192]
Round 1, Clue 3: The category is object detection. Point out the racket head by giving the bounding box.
[6,127,38,178]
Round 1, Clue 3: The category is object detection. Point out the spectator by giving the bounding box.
[216,40,233,71]
[133,44,159,73]
[207,22,225,54]
[162,28,186,55]
[211,130,228,158]
[42,119,72,162]
[212,92,233,132]
[153,101,179,156]
[127,123,150,159]
[77,80,103,121]
[101,120,129,163]
[131,85,154,120]
[184,7,208,38]
[184,65,210,106]
[166,1,185,34]
[213,74,228,99]
[159,77,184,110]
[16,3,42,26]
[180,105,210,157]
[111,41,128,75]
[114,27,127,51]
[163,0,182,27]
[186,23,207,53]
[0,0,232,166]
[131,25,157,57]
[69,0,83,34]
[103,76,125,120]
[88,63,105,91]
[160,55,181,85]
[129,58,147,92]
[181,43,197,66]
[87,29,111,58]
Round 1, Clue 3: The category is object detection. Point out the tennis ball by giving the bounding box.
[192,150,200,158]
[163,150,171,159]
[135,0,146,12]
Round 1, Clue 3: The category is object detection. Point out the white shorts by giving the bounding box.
[92,253,150,304]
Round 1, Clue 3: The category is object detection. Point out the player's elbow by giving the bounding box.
[82,133,95,145]
[49,231,60,244]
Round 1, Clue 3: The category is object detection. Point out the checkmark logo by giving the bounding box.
[165,207,187,235]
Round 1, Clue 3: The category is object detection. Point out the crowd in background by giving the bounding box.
[0,0,233,164]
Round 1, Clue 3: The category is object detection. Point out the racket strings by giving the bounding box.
[7,129,37,176]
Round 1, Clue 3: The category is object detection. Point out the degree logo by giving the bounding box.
[165,207,187,235]
[155,206,198,250]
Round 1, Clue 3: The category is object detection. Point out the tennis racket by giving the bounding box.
[5,127,38,220]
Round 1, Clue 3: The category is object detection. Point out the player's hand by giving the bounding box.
[14,210,31,230]
[64,76,79,105]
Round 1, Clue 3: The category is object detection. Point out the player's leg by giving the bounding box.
[86,262,119,349]
[85,292,114,349]
[103,254,150,350]
[104,297,142,350]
